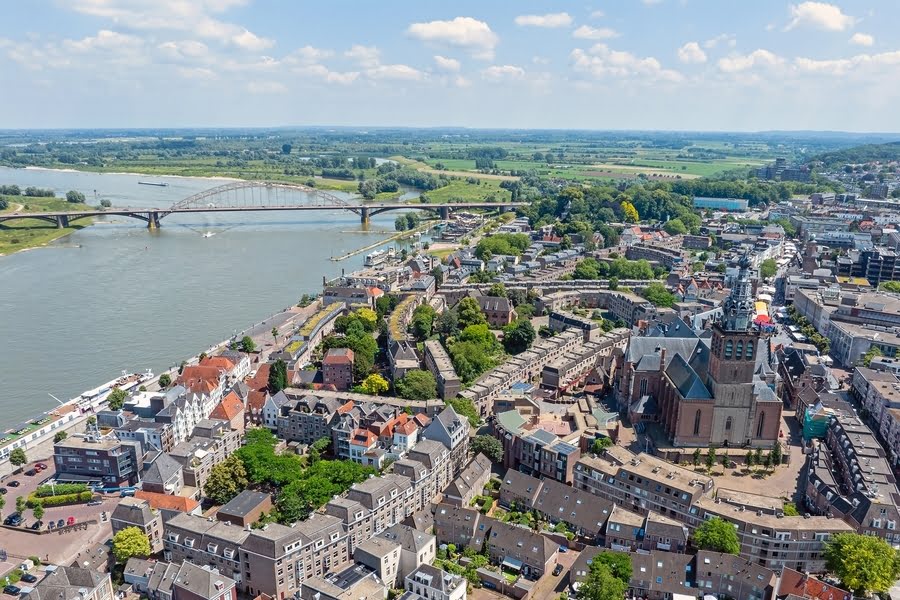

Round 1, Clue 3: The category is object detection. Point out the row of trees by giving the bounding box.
[786,305,830,354]
[572,257,657,281]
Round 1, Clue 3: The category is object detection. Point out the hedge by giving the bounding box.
[34,483,89,498]
[27,490,93,508]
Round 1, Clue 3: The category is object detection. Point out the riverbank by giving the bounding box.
[331,221,434,262]
[0,196,95,256]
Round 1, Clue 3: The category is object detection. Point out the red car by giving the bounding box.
[66,516,76,526]
[34,463,47,471]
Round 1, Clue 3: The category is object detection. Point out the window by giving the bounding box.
[725,416,733,432]
[756,412,766,438]
[693,410,702,436]
[746,340,754,360]
[725,339,733,359]
[736,341,744,359]
[639,379,648,397]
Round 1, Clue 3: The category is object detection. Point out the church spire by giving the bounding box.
[720,253,755,332]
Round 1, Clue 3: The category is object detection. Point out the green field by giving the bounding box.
[423,180,511,204]
[0,196,94,255]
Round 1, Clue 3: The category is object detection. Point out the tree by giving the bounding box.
[32,504,44,521]
[309,437,331,463]
[158,373,171,388]
[471,435,504,463]
[447,397,480,427]
[281,143,292,155]
[663,219,688,235]
[434,311,459,339]
[705,446,717,472]
[66,190,86,204]
[9,448,27,468]
[591,437,613,454]
[15,496,26,513]
[204,455,249,505]
[395,370,437,401]
[107,387,127,411]
[487,283,507,298]
[590,551,633,584]
[456,297,487,328]
[578,559,628,600]
[620,200,639,223]
[880,281,900,293]
[100,198,112,208]
[746,450,756,469]
[759,258,777,279]
[862,345,883,367]
[359,373,389,395]
[394,215,408,231]
[54,431,68,443]
[411,304,436,340]
[641,282,676,308]
[502,319,536,355]
[693,516,740,555]
[239,335,256,353]
[692,448,702,467]
[268,359,288,392]
[271,326,279,344]
[771,442,783,467]
[825,533,900,595]
[112,526,151,563]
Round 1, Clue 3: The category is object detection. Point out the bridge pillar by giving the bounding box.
[360,206,370,225]
[147,211,161,230]
[55,214,70,229]
[439,206,450,220]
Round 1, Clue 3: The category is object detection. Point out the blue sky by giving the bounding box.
[1,0,898,131]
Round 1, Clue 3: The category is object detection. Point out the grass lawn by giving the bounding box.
[0,196,94,255]
[424,180,511,204]
[390,155,517,181]
[428,247,457,261]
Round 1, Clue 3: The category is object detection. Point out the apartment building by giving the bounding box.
[53,433,143,486]
[163,512,350,600]
[460,329,583,415]
[403,564,466,600]
[276,394,349,445]
[625,243,687,269]
[541,340,604,395]
[21,567,113,600]
[493,411,581,483]
[168,419,242,490]
[423,340,461,401]
[111,497,164,553]
[443,453,491,508]
[323,348,355,392]
[574,447,853,573]
[353,537,402,588]
[376,524,437,583]
[299,563,386,600]
[548,310,602,342]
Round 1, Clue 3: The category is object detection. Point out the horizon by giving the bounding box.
[2,1,900,131]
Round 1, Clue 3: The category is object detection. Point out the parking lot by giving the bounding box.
[0,462,117,571]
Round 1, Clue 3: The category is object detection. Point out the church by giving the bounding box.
[618,255,782,448]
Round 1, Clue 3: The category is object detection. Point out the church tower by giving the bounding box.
[706,254,763,445]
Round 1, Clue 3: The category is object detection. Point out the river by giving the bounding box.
[0,166,418,425]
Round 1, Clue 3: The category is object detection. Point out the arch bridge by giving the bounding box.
[0,181,526,228]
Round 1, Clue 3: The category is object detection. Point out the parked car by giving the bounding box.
[24,470,36,477]
[3,514,23,527]
[87,499,103,507]
[28,521,43,531]
[4,585,21,596]
[558,545,568,553]
[0,488,7,495]
[553,564,563,577]
[7,481,19,487]
[34,463,47,471]
[19,575,37,584]
[56,519,64,529]
[66,516,76,526]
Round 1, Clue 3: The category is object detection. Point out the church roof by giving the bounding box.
[666,353,712,400]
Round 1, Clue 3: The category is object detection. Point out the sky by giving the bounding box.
[1,0,899,132]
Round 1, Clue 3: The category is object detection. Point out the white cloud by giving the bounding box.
[407,16,499,60]
[284,45,333,65]
[785,2,855,31]
[532,56,550,65]
[481,64,525,81]
[158,40,210,61]
[677,42,707,64]
[794,50,900,75]
[590,10,605,19]
[365,64,425,81]
[293,64,359,85]
[67,0,274,50]
[177,66,217,81]
[703,34,736,49]
[454,75,472,87]
[572,25,619,40]
[344,44,380,68]
[571,44,683,82]
[433,55,461,72]
[64,30,143,52]
[717,49,784,73]
[514,13,572,28]
[245,80,286,94]
[850,32,874,47]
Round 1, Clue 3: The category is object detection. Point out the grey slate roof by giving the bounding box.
[142,453,182,486]
[21,567,109,600]
[666,353,712,400]
[173,561,235,600]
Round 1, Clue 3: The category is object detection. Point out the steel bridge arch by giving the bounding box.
[169,181,359,213]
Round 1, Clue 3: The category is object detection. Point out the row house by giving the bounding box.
[209,391,246,435]
[423,340,461,401]
[200,351,251,386]
[460,329,583,416]
[541,340,604,395]
[443,453,492,507]
[276,394,349,445]
[163,511,349,600]
[112,497,164,553]
[492,410,581,483]
[433,506,558,580]
[168,419,242,491]
[155,390,214,445]
[177,365,226,409]
[573,447,854,573]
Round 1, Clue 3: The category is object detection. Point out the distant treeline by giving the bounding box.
[0,185,55,197]
[810,142,900,168]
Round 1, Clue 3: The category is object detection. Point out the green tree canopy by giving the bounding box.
[9,448,27,467]
[487,283,507,298]
[239,335,256,353]
[502,319,536,355]
[158,373,172,388]
[759,258,777,279]
[268,359,288,392]
[456,297,487,329]
[107,387,127,411]
[358,373,389,395]
[112,527,151,563]
[395,370,437,401]
[693,516,740,555]
[578,557,629,600]
[447,398,480,428]
[474,233,530,260]
[471,435,504,463]
[825,533,900,596]
[641,282,676,308]
[203,455,249,505]
[880,281,900,293]
[663,218,688,235]
[411,304,436,340]
[66,190,86,203]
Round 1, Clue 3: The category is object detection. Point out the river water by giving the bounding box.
[0,167,415,425]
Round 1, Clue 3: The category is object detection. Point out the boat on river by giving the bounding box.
[138,181,169,187]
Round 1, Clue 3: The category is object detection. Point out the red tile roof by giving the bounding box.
[247,390,268,413]
[246,363,271,392]
[134,490,200,513]
[210,392,244,421]
[778,567,851,600]
[323,348,355,365]
[350,428,377,447]
[337,400,355,414]
[200,356,237,372]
